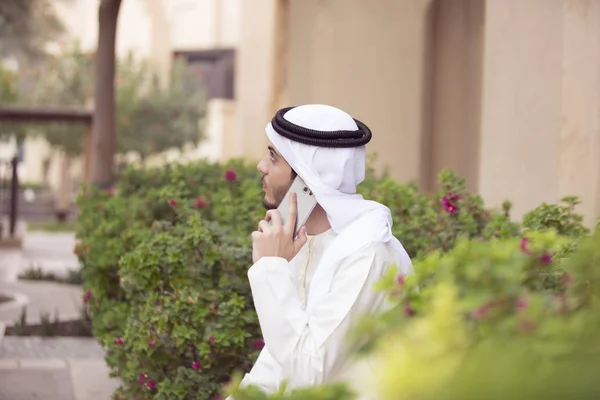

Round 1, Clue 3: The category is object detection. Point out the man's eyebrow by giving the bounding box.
[268,146,279,158]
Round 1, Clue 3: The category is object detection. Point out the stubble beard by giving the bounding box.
[262,179,292,210]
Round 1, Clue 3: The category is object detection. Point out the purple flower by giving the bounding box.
[562,273,572,287]
[83,289,92,304]
[192,361,201,370]
[194,196,209,209]
[396,274,405,285]
[224,169,237,182]
[208,336,215,345]
[169,199,177,207]
[441,192,461,215]
[148,339,156,349]
[404,304,415,317]
[115,337,124,346]
[519,318,535,333]
[146,379,156,390]
[252,338,265,350]
[520,237,531,254]
[138,372,148,384]
[540,252,553,264]
[470,305,488,320]
[516,296,529,312]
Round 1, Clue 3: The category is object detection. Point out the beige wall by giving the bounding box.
[559,0,600,226]
[285,0,431,184]
[427,0,484,192]
[478,0,563,220]
[234,0,280,162]
[234,0,600,225]
[478,0,600,225]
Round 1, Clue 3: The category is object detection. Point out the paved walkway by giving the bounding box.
[0,280,83,325]
[0,338,120,400]
[19,232,80,277]
[0,231,120,400]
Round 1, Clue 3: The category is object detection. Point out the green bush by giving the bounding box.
[232,227,600,399]
[76,159,264,400]
[76,156,592,400]
[359,169,520,259]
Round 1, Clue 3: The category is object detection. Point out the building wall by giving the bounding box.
[478,0,600,225]
[234,0,600,225]
[285,0,431,184]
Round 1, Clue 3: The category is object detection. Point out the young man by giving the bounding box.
[230,104,413,398]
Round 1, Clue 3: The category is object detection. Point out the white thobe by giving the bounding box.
[230,229,398,398]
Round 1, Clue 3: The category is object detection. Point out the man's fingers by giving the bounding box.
[265,210,283,227]
[294,226,308,249]
[258,220,270,233]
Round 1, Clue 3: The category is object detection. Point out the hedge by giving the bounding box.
[75,157,594,400]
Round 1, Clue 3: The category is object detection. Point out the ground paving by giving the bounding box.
[0,231,120,400]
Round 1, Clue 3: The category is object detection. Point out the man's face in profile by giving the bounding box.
[257,141,295,210]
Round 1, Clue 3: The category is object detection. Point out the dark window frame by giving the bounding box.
[173,48,235,100]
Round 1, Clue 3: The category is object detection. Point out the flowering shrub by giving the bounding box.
[112,213,262,399]
[358,169,520,259]
[232,227,600,399]
[77,155,593,399]
[76,159,264,400]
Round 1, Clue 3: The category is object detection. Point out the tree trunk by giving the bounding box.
[90,0,122,187]
[56,154,71,223]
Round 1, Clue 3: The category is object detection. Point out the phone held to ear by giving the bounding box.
[276,175,318,237]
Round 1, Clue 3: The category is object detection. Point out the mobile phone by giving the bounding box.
[275,175,318,236]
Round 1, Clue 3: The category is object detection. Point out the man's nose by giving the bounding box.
[257,159,268,174]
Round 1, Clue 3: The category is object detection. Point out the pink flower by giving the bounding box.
[138,372,148,384]
[519,318,535,333]
[148,339,156,348]
[540,252,553,264]
[562,273,572,287]
[554,293,567,312]
[520,237,531,254]
[470,306,488,320]
[192,361,201,370]
[146,379,156,390]
[115,337,124,346]
[516,296,529,312]
[396,274,405,285]
[169,199,177,207]
[224,169,237,182]
[404,304,415,317]
[470,302,493,320]
[194,196,209,209]
[208,336,215,345]
[97,204,104,211]
[441,192,461,215]
[213,396,224,400]
[83,289,92,304]
[252,338,265,350]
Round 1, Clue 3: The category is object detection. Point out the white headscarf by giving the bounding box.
[265,104,413,314]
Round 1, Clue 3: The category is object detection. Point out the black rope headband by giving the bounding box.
[271,106,372,148]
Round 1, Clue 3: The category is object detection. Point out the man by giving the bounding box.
[230,104,413,398]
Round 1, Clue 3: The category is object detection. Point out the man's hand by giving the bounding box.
[252,192,308,263]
